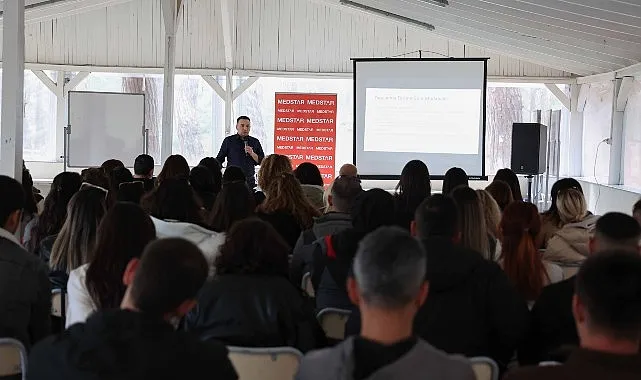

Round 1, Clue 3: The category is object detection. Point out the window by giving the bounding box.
[623,79,641,188]
[20,71,58,162]
[582,81,613,182]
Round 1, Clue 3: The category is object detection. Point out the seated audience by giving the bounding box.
[507,251,641,380]
[49,187,108,281]
[634,199,641,225]
[394,160,431,230]
[348,194,529,371]
[157,154,190,184]
[291,175,363,286]
[313,189,395,311]
[23,172,81,255]
[494,168,523,201]
[184,218,325,353]
[142,179,223,271]
[520,212,641,365]
[499,202,563,306]
[544,188,599,274]
[477,189,502,259]
[80,168,110,190]
[257,153,293,190]
[297,227,475,380]
[451,186,491,259]
[208,181,255,233]
[256,172,320,249]
[100,159,125,174]
[198,157,223,193]
[0,176,51,349]
[66,203,156,327]
[486,180,514,211]
[441,167,468,195]
[106,166,134,206]
[338,163,358,177]
[21,166,40,234]
[294,162,326,211]
[116,182,145,204]
[190,165,217,211]
[133,154,156,192]
[28,238,237,380]
[539,178,584,247]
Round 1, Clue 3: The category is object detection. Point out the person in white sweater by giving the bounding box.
[66,203,156,327]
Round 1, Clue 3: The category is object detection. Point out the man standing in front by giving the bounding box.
[216,116,265,189]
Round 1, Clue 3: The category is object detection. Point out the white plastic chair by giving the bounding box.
[470,357,499,380]
[301,272,315,298]
[316,308,351,341]
[227,346,303,380]
[0,338,27,380]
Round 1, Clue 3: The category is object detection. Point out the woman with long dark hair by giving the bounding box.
[442,167,469,195]
[66,203,156,327]
[294,162,325,211]
[394,160,431,230]
[190,165,217,212]
[494,168,523,201]
[499,202,563,305]
[208,182,255,233]
[157,154,190,184]
[185,218,325,352]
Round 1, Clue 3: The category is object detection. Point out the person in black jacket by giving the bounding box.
[184,218,326,353]
[28,238,237,380]
[347,194,529,372]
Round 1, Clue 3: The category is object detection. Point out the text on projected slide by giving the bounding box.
[363,88,482,154]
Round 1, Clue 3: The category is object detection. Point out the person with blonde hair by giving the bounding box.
[257,154,293,191]
[451,187,491,260]
[544,188,599,274]
[256,172,320,249]
[477,189,502,259]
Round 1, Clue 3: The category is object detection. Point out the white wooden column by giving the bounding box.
[608,78,625,185]
[568,83,587,177]
[160,0,183,163]
[0,0,26,179]
[56,71,67,161]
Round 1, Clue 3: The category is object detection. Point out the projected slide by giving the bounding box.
[363,88,481,154]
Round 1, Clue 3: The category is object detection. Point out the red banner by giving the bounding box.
[274,93,338,184]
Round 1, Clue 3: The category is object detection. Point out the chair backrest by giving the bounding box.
[0,338,27,379]
[470,357,499,380]
[316,308,351,341]
[301,272,315,298]
[227,346,303,380]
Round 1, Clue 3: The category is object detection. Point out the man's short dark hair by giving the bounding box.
[576,251,641,340]
[594,212,641,252]
[129,238,208,316]
[0,176,25,227]
[134,154,155,176]
[353,226,426,309]
[414,194,459,239]
[331,176,363,213]
[237,116,251,123]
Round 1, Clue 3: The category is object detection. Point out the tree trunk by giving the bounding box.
[122,77,161,161]
[487,87,523,172]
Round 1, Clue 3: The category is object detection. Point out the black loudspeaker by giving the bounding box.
[511,123,548,175]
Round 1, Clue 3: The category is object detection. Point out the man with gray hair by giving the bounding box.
[295,227,475,380]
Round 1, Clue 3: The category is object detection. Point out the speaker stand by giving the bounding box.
[526,175,534,203]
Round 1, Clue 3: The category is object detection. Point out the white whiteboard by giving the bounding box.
[67,91,146,168]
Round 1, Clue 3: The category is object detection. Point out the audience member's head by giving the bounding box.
[499,201,545,300]
[257,172,320,229]
[0,176,25,235]
[348,227,427,325]
[81,168,110,190]
[141,178,203,226]
[339,164,358,178]
[633,199,641,226]
[50,188,108,273]
[413,194,459,241]
[189,166,215,194]
[451,186,490,258]
[86,203,156,310]
[494,168,523,201]
[574,251,641,352]
[589,212,641,254]
[121,238,208,320]
[257,154,293,191]
[198,157,222,193]
[351,189,395,234]
[557,188,588,224]
[442,167,469,195]
[543,178,583,224]
[294,162,324,187]
[107,167,134,205]
[157,155,190,184]
[477,189,502,239]
[208,182,255,233]
[134,154,155,178]
[32,172,82,250]
[396,160,431,208]
[117,182,145,205]
[101,159,125,175]
[215,218,289,278]
[485,180,514,211]
[21,167,38,216]
[222,166,246,185]
[328,175,363,214]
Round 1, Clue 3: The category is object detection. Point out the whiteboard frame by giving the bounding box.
[64,91,148,170]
